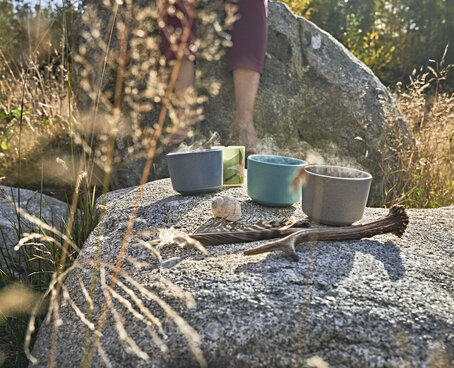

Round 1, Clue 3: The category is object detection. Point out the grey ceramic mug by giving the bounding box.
[301,165,372,225]
[166,149,223,195]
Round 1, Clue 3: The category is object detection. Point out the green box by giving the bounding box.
[211,146,245,186]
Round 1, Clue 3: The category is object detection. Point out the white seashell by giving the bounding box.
[211,196,241,222]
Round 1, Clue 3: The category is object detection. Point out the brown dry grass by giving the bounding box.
[0,49,74,186]
[385,53,454,208]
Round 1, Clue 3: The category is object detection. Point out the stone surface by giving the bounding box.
[31,178,454,367]
[76,1,413,204]
[199,1,413,205]
[0,186,72,278]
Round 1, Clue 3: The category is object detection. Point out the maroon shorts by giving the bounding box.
[160,0,268,74]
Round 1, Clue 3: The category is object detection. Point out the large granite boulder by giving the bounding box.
[75,1,413,205]
[31,179,454,367]
[0,186,72,278]
[200,1,413,205]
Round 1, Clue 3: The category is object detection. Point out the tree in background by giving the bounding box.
[282,0,454,90]
[0,0,79,73]
[374,0,454,87]
[0,0,21,58]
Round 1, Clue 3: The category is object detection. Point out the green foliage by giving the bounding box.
[0,314,41,368]
[342,13,396,81]
[280,0,454,89]
[0,108,27,150]
[0,1,21,55]
[0,0,80,73]
[0,108,23,124]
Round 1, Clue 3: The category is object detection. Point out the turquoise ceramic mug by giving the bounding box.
[247,154,307,207]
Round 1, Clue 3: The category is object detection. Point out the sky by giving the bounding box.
[12,0,80,9]
[13,0,55,6]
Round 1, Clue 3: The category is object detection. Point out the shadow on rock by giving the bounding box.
[236,238,405,287]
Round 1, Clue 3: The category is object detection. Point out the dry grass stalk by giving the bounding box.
[381,48,454,208]
[159,228,208,255]
[82,0,198,364]
[24,253,205,366]
[0,284,44,316]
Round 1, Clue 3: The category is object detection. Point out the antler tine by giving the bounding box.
[388,205,409,237]
[243,236,299,261]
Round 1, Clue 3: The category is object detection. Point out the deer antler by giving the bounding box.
[244,205,409,261]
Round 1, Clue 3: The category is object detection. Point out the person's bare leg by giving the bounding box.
[168,58,195,145]
[175,58,194,97]
[232,68,260,152]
